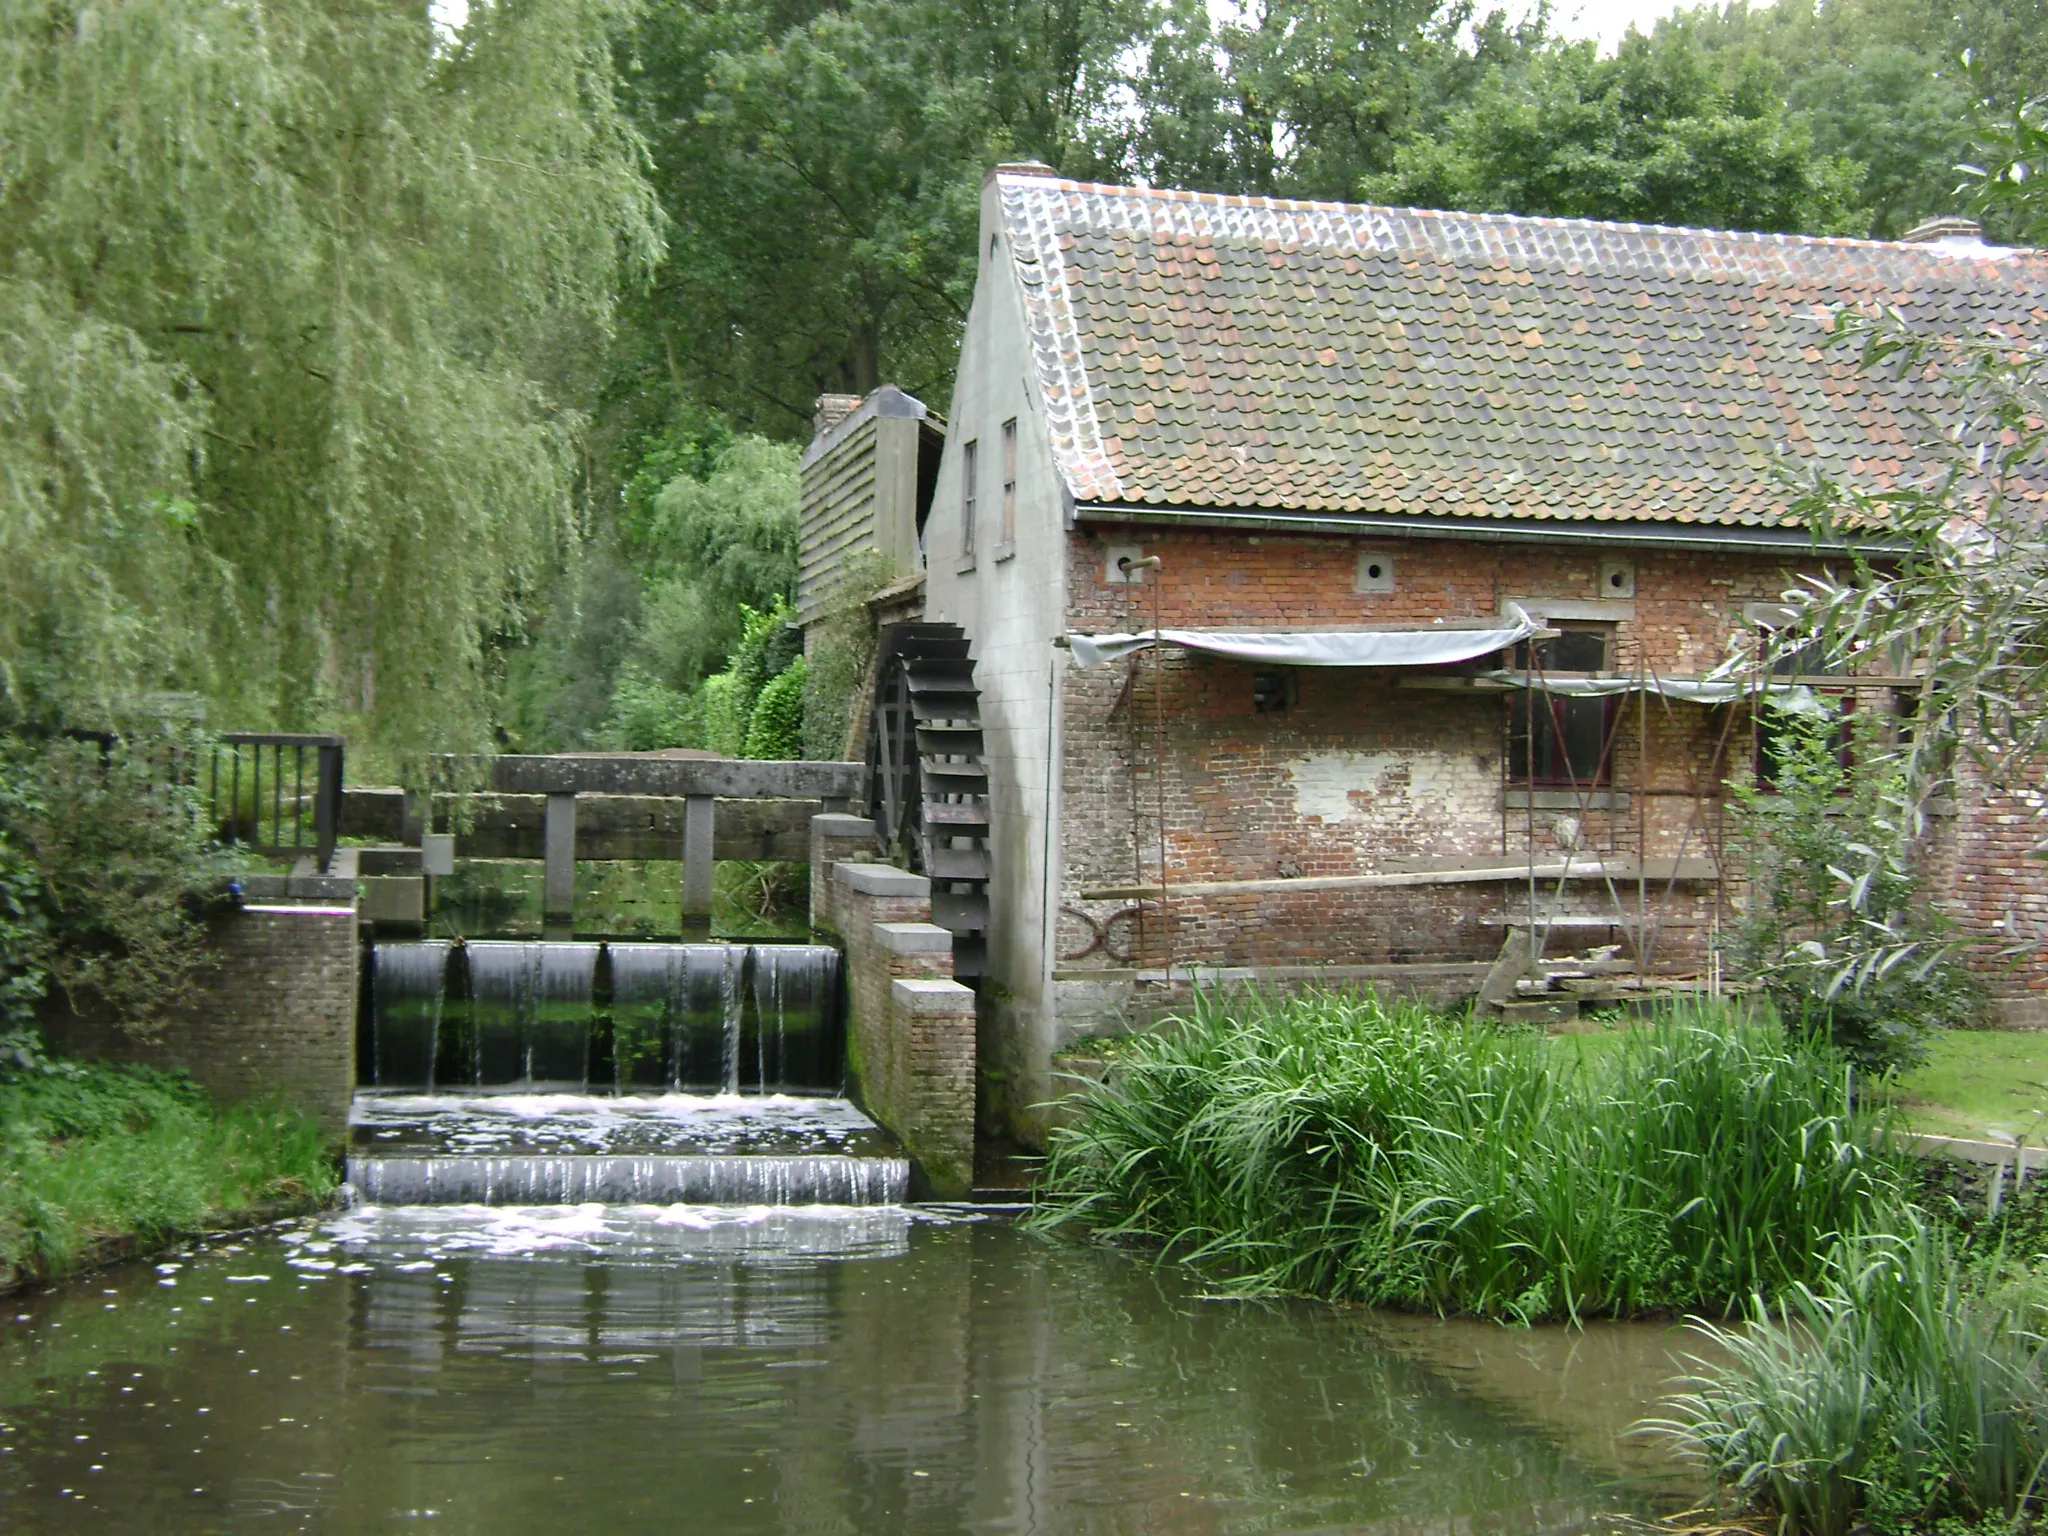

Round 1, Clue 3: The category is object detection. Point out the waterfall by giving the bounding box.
[463,941,600,1088]
[345,1093,910,1207]
[347,1153,908,1206]
[370,941,453,1089]
[750,945,841,1092]
[357,939,879,1208]
[378,939,846,1095]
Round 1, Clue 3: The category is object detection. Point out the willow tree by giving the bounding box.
[0,0,660,756]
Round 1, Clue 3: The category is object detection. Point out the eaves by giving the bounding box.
[1071,503,1903,557]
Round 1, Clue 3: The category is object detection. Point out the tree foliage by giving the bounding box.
[0,0,660,756]
[0,733,236,1040]
[1368,29,1863,231]
[1728,705,1980,1071]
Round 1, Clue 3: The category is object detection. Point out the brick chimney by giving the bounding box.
[813,393,862,439]
[1900,216,1987,249]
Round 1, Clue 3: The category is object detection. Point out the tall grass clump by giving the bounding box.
[1653,1218,2048,1536]
[1033,988,1899,1321]
[0,1049,336,1282]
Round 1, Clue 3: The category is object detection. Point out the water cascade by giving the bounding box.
[355,939,901,1206]
[369,941,452,1088]
[466,940,601,1088]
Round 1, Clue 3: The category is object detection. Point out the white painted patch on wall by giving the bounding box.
[1285,751,1466,823]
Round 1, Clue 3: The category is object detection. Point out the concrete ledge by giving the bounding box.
[834,862,930,898]
[873,922,954,955]
[1994,997,2048,1030]
[891,978,976,1014]
[242,873,356,902]
[1906,1132,2048,1172]
[813,813,877,840]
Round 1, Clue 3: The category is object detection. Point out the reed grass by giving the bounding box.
[1032,989,1900,1321]
[1652,1219,2048,1536]
[0,1060,336,1282]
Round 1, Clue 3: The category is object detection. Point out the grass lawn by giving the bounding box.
[1876,1028,2048,1143]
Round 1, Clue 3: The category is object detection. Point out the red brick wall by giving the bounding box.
[1057,526,1826,977]
[1925,758,2048,1017]
[42,902,360,1134]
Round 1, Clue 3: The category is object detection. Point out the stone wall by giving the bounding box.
[809,816,976,1195]
[41,884,359,1136]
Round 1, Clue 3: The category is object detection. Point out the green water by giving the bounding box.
[0,1210,1699,1533]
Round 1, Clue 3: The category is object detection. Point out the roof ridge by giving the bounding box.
[993,170,2045,261]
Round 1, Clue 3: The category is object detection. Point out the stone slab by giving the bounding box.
[360,875,424,925]
[834,862,930,898]
[872,922,954,955]
[891,978,977,1015]
[812,813,878,840]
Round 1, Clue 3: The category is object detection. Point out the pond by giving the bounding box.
[0,1209,1704,1534]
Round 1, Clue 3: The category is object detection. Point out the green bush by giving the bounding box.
[700,597,801,757]
[602,665,698,751]
[744,657,806,759]
[1033,989,1899,1321]
[0,730,234,1037]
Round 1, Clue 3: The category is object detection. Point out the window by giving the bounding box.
[1507,628,1613,785]
[1000,418,1018,547]
[1253,670,1296,713]
[1755,622,1850,789]
[960,439,977,559]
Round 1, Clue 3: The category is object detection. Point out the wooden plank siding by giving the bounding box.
[799,415,881,625]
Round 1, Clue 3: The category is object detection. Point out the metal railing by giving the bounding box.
[209,734,345,873]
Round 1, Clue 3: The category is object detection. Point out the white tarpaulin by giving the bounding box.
[1068,608,1546,669]
[1473,670,1831,715]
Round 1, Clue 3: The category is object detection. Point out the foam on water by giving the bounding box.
[346,1090,910,1205]
[346,1153,909,1206]
[301,1201,934,1265]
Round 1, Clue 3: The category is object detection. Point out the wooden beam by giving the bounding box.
[491,754,865,800]
[1079,856,1720,902]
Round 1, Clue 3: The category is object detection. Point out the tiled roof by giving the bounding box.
[994,172,2048,528]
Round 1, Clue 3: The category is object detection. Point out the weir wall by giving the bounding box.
[39,878,359,1136]
[809,815,976,1195]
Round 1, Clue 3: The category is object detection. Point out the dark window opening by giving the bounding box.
[1508,628,1613,785]
[1253,670,1296,714]
[1756,695,1855,791]
[1754,624,1851,789]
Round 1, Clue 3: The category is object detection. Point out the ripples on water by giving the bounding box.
[0,1209,1698,1534]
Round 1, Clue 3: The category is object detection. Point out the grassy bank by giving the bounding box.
[0,1054,337,1289]
[1033,989,1899,1322]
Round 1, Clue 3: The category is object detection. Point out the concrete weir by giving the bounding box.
[345,1090,910,1207]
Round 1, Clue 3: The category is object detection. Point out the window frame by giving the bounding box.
[960,438,978,560]
[999,418,1018,548]
[1506,626,1617,788]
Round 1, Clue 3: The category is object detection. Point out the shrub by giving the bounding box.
[0,730,234,1036]
[743,658,805,760]
[1730,701,1982,1074]
[1033,989,1899,1321]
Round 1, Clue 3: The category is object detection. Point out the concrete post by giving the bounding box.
[681,794,716,931]
[543,792,577,931]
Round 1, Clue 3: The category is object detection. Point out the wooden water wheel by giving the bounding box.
[866,623,991,978]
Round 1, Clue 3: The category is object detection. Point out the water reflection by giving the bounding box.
[0,1213,1696,1534]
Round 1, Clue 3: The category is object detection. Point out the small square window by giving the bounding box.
[1253,670,1296,713]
